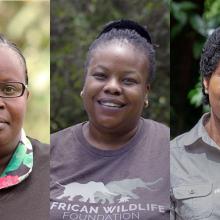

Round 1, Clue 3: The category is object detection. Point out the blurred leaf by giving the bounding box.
[187,76,203,108]
[190,15,207,36]
[177,1,197,11]
[193,40,204,59]
[171,2,187,25]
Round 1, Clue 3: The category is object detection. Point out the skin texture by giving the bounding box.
[82,42,150,150]
[0,46,28,174]
[203,62,220,146]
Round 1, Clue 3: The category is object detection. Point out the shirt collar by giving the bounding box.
[185,113,220,150]
[0,129,33,190]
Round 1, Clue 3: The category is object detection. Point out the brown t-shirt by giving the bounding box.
[0,138,49,220]
[50,118,170,220]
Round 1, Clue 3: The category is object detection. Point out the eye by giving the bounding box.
[122,78,138,86]
[2,85,17,95]
[92,72,107,81]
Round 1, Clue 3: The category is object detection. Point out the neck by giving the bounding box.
[0,154,13,175]
[205,111,220,147]
[83,122,139,150]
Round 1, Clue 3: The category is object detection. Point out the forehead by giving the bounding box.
[0,46,25,82]
[90,42,149,70]
[96,39,147,57]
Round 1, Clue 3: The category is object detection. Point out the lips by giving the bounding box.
[0,118,9,125]
[98,99,126,108]
[0,121,9,130]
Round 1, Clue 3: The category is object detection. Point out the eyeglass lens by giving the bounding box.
[0,82,24,98]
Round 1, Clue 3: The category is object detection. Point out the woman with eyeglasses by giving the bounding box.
[0,35,49,220]
[50,20,170,219]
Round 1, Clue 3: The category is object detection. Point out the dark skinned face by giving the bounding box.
[204,62,220,123]
[0,47,28,148]
[82,42,150,134]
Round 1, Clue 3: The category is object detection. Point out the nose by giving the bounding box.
[0,97,6,109]
[104,78,122,96]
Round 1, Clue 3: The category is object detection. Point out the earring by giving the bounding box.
[144,97,149,108]
[80,91,84,97]
[205,88,208,94]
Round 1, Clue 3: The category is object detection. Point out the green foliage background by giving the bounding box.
[171,0,220,138]
[51,0,170,133]
[0,1,50,143]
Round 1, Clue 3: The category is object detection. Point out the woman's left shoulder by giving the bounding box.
[28,137,49,158]
[142,118,169,133]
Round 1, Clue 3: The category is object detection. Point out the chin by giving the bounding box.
[0,134,11,146]
[96,118,124,130]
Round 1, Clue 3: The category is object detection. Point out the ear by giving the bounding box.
[144,83,150,95]
[203,77,209,94]
[26,90,30,99]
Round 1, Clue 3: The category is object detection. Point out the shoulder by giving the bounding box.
[171,131,189,150]
[28,137,49,167]
[28,137,49,158]
[51,123,82,144]
[142,118,169,137]
[170,132,190,174]
[50,123,84,156]
[140,118,169,152]
[170,120,199,152]
[170,129,195,166]
[171,115,206,150]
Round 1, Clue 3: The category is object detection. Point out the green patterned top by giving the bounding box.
[0,129,33,189]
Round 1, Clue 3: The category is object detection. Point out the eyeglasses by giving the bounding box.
[0,82,27,98]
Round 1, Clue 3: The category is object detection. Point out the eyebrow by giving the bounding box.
[93,65,139,74]
[92,65,109,71]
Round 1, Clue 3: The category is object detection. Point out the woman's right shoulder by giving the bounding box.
[171,131,189,149]
[51,123,83,146]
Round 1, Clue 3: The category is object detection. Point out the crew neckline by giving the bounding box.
[74,118,145,157]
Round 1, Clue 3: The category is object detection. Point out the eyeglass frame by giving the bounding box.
[0,82,28,98]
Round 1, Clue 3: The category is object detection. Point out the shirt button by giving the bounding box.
[189,189,195,194]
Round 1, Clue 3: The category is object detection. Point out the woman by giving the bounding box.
[0,35,49,220]
[171,27,220,219]
[50,20,170,219]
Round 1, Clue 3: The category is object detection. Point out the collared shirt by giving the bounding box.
[170,113,220,220]
[0,129,33,189]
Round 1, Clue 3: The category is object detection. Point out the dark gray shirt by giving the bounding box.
[50,118,170,220]
[171,113,220,220]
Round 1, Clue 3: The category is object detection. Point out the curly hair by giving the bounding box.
[200,27,220,104]
[84,20,155,83]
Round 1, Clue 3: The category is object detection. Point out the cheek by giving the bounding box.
[82,82,99,110]
[127,87,145,103]
[125,88,145,116]
[83,79,102,98]
[209,79,220,112]
[8,98,27,126]
[209,79,220,99]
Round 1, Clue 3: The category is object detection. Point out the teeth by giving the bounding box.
[101,102,122,108]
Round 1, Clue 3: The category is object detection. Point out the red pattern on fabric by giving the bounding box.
[0,175,19,189]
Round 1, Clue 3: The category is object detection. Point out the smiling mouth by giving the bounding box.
[0,121,9,130]
[0,119,9,124]
[98,100,125,108]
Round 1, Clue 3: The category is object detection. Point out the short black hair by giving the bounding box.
[84,20,155,83]
[0,34,28,85]
[200,27,220,104]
